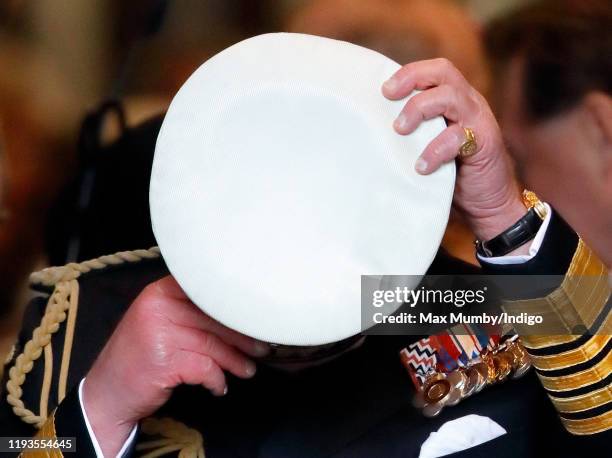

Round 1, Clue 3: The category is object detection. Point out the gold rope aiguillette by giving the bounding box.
[6,247,206,457]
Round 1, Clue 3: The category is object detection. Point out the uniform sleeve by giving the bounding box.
[16,381,137,458]
[519,240,611,435]
[479,209,611,435]
[77,379,138,458]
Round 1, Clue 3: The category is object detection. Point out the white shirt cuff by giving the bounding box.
[78,378,138,458]
[477,204,552,265]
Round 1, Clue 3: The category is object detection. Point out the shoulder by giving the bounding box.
[1,247,168,435]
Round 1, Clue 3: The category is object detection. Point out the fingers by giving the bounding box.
[393,85,462,135]
[382,58,467,100]
[166,299,270,358]
[149,275,269,357]
[381,61,485,176]
[415,124,466,175]
[172,350,227,396]
[175,326,257,379]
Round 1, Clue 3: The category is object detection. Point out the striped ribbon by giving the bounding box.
[401,323,502,389]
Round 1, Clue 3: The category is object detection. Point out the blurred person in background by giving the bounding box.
[288,0,490,94]
[486,0,612,268]
[288,0,491,265]
[0,3,81,335]
[0,42,77,368]
[0,121,14,374]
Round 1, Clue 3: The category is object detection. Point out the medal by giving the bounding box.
[445,370,467,406]
[506,340,532,379]
[422,401,444,418]
[482,352,498,384]
[402,336,532,417]
[461,365,485,398]
[424,380,451,404]
[423,376,452,404]
[414,372,454,417]
[493,353,513,383]
[512,353,532,379]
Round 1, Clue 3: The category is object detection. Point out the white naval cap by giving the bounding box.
[149,33,454,346]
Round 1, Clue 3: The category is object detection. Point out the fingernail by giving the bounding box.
[383,78,397,92]
[245,362,256,377]
[213,385,227,397]
[415,157,428,174]
[394,114,408,132]
[253,341,270,357]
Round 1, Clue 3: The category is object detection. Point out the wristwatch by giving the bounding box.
[476,190,548,258]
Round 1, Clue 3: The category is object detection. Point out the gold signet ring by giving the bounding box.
[459,127,477,158]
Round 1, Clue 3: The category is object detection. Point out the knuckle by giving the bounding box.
[469,85,484,102]
[138,283,162,307]
[446,84,459,101]
[438,135,455,153]
[401,62,413,73]
[407,95,424,114]
[395,62,415,82]
[466,90,482,111]
[438,58,460,78]
[135,280,179,318]
[199,355,214,374]
[406,96,419,111]
[143,281,161,296]
[201,332,220,354]
[453,126,465,145]
[423,144,438,159]
[167,350,183,374]
[129,296,153,323]
[437,57,453,69]
[440,85,457,108]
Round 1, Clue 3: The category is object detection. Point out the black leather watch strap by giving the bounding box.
[476,208,544,257]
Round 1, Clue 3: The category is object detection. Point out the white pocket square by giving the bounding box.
[419,414,507,458]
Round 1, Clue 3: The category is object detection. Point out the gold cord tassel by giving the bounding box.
[138,417,205,458]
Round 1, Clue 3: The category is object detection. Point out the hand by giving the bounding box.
[382,58,527,244]
[82,276,269,456]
